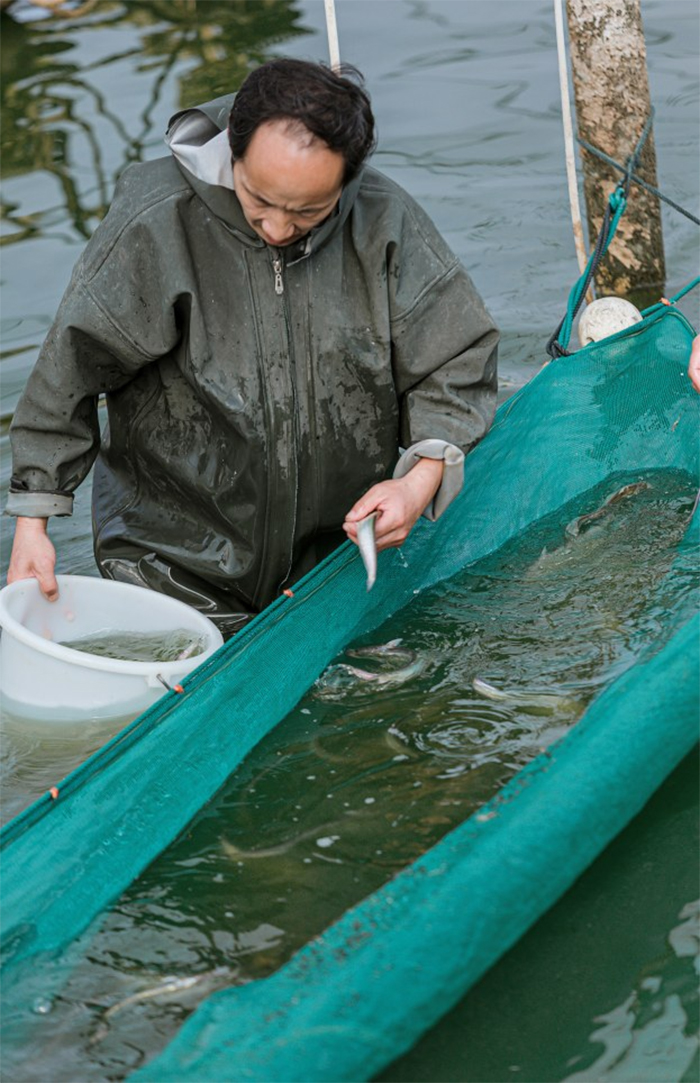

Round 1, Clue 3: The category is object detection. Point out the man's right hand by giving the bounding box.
[7,517,59,601]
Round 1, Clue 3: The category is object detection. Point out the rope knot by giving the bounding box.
[609,184,627,213]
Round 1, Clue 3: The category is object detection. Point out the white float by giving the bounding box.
[577,296,643,347]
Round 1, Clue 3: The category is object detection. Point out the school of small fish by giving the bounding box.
[313,639,425,698]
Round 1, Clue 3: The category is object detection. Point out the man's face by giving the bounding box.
[233,120,345,248]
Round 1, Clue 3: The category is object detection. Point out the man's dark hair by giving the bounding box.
[228,58,376,183]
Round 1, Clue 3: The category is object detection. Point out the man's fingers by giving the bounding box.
[374,521,412,551]
[344,477,423,552]
[374,517,404,545]
[7,567,59,601]
[32,555,60,601]
[41,574,60,602]
[344,510,394,545]
[344,483,393,523]
[7,518,59,601]
[344,491,390,540]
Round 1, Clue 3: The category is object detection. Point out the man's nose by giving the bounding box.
[261,212,295,242]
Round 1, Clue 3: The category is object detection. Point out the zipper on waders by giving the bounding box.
[272,256,284,295]
[270,249,299,591]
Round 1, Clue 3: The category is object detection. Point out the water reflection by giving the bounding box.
[564,898,700,1082]
[0,0,308,239]
[0,708,135,824]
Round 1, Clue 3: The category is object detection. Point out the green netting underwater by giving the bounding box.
[1,305,698,1082]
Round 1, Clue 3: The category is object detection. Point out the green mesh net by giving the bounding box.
[1,305,698,1082]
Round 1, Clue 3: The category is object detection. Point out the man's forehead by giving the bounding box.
[239,172,338,213]
[237,122,345,209]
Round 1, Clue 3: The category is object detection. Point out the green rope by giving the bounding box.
[666,277,700,304]
[546,112,681,358]
[547,184,627,357]
[578,137,700,227]
[641,276,700,318]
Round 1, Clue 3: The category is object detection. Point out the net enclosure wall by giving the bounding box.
[1,306,698,1081]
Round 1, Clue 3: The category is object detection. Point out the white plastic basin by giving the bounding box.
[0,575,224,722]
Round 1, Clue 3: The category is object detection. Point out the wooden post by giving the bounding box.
[566,0,665,303]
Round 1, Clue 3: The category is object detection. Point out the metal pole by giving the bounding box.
[566,0,665,303]
[554,0,589,281]
[324,0,341,72]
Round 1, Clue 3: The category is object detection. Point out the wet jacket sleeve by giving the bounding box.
[387,191,499,515]
[392,439,465,522]
[7,189,181,518]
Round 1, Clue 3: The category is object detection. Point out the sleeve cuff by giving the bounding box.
[392,439,465,521]
[4,491,74,517]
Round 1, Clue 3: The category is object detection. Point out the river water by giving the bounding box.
[1,1,698,1081]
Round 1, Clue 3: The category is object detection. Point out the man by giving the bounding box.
[6,59,498,636]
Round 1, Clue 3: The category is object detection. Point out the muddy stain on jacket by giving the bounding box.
[9,93,499,615]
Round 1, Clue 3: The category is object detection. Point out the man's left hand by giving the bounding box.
[689,334,700,393]
[343,457,445,552]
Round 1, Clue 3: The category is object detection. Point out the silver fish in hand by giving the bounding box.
[356,512,378,591]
